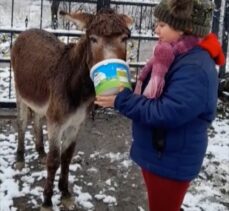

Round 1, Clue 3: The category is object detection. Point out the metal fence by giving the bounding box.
[0,0,228,109]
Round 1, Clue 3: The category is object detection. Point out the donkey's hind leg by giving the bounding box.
[33,112,46,164]
[59,141,77,210]
[15,95,30,170]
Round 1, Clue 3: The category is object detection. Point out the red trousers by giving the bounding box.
[142,169,190,211]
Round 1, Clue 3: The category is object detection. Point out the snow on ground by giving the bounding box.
[0,67,15,102]
[0,125,123,211]
[183,114,229,211]
[0,0,229,210]
[0,104,229,211]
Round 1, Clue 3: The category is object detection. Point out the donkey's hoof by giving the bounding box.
[61,196,76,210]
[15,161,25,170]
[40,206,53,211]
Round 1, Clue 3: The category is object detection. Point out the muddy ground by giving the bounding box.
[1,103,229,211]
[0,110,148,211]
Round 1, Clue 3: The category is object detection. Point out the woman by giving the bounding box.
[95,0,225,210]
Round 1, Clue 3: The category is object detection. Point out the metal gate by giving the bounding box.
[0,0,228,110]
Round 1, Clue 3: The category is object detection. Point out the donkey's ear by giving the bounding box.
[120,14,133,30]
[59,10,94,30]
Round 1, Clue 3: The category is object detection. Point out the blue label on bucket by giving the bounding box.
[92,63,130,82]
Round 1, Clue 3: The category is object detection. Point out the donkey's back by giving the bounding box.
[11,29,65,106]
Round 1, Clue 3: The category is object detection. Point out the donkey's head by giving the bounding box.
[60,9,132,67]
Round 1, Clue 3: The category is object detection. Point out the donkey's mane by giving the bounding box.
[86,9,130,37]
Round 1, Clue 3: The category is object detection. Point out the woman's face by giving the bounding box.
[154,21,183,43]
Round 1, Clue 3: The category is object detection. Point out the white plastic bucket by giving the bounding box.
[90,59,132,96]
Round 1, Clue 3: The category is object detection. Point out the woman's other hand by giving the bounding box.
[94,86,124,108]
[94,95,117,108]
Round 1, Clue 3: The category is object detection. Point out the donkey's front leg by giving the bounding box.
[59,141,77,210]
[41,145,60,211]
[41,124,61,211]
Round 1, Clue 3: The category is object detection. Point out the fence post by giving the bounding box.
[11,0,14,28]
[97,0,110,12]
[219,0,229,78]
[40,0,44,29]
[51,0,60,29]
[212,0,222,36]
[9,0,15,100]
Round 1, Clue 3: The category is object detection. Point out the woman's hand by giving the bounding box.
[94,86,124,108]
[94,95,117,108]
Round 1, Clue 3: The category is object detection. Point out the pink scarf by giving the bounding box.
[134,36,199,98]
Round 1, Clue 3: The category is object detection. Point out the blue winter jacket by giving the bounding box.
[114,47,219,181]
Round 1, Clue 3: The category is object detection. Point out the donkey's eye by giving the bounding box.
[89,35,98,44]
[121,36,128,42]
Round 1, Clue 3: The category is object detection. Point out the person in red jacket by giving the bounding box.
[95,0,225,210]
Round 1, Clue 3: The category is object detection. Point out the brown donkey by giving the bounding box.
[11,9,132,211]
